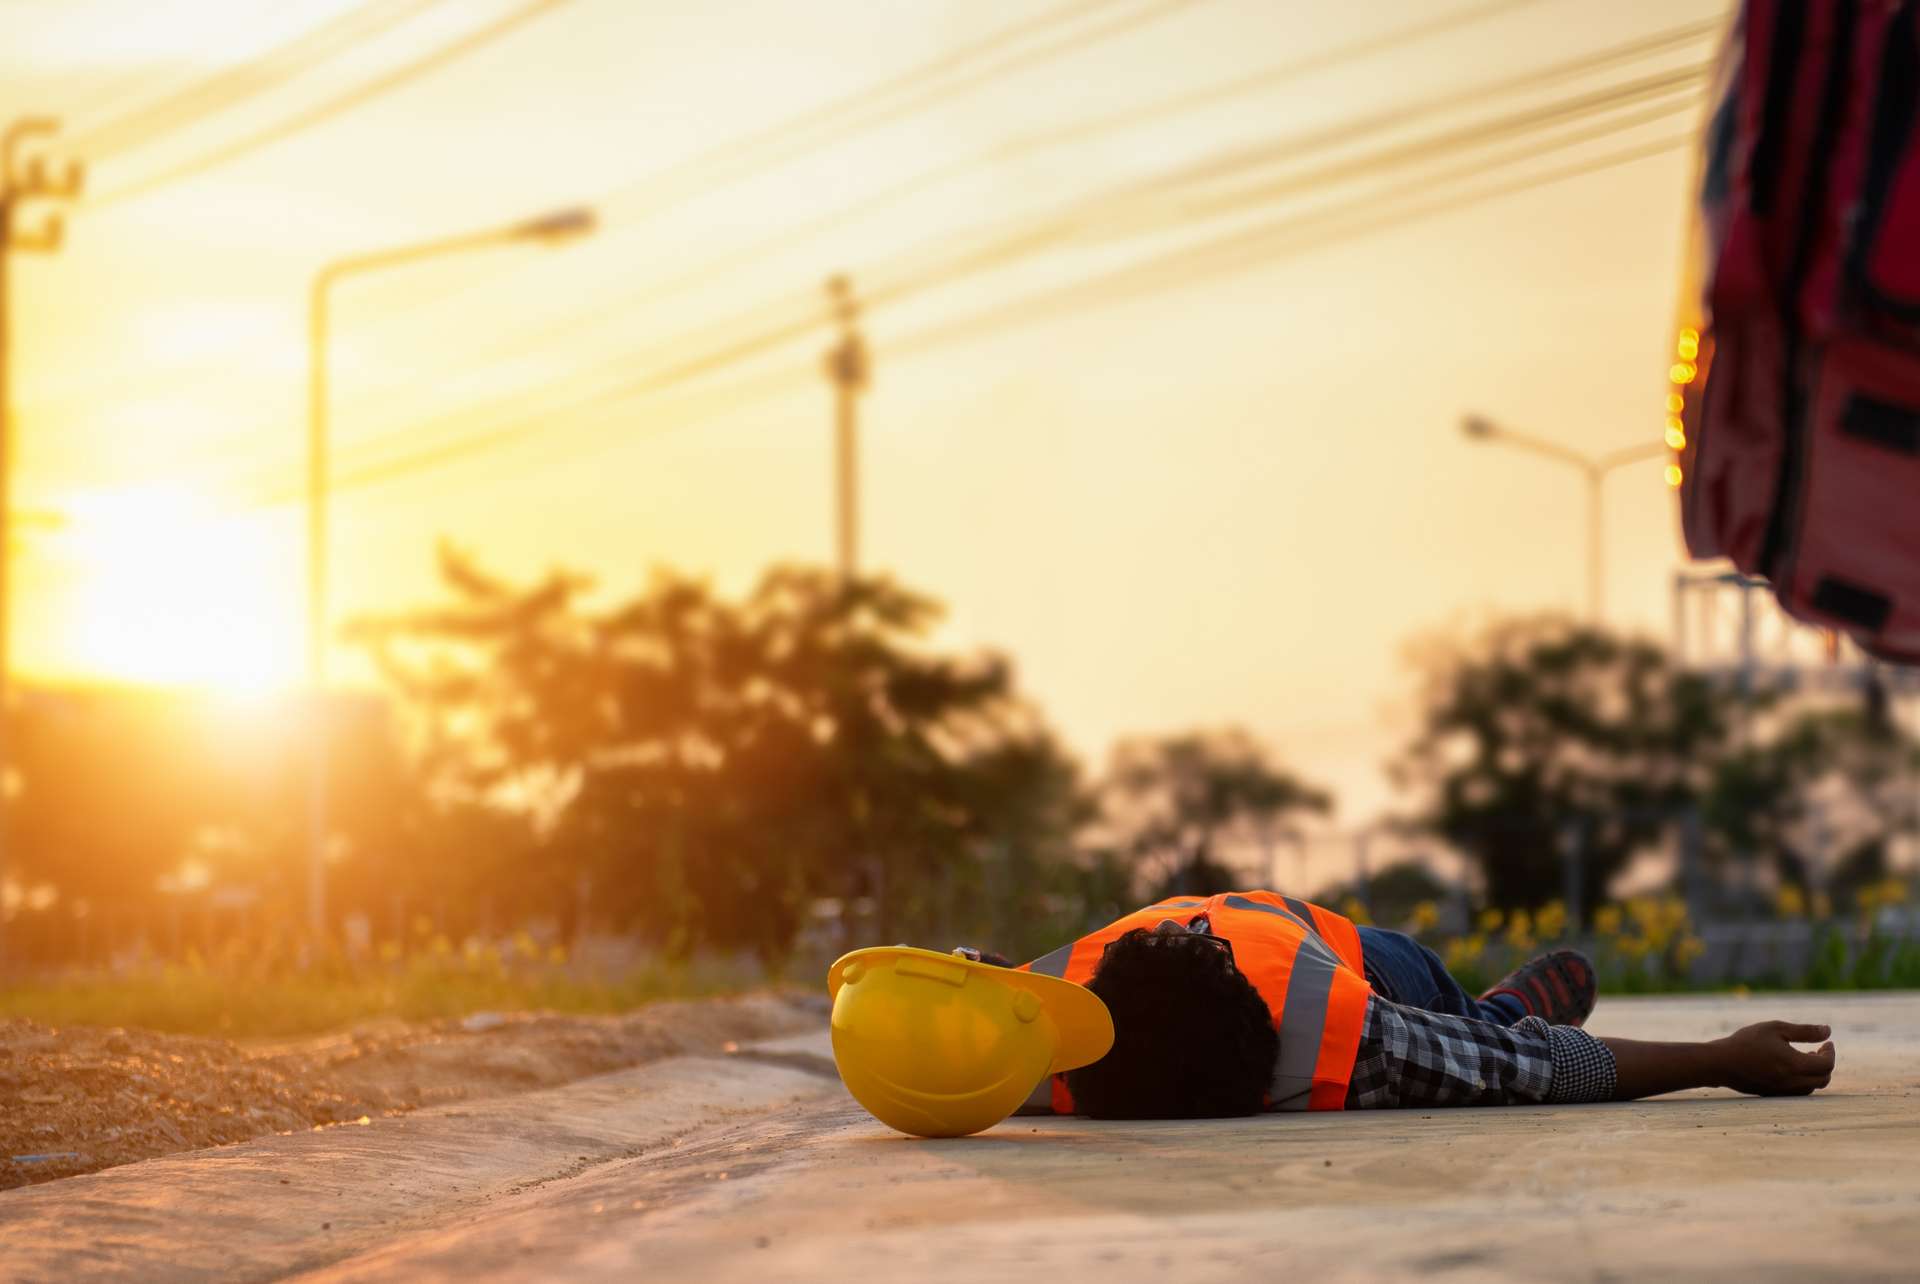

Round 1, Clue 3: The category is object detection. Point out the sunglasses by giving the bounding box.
[1107,919,1236,966]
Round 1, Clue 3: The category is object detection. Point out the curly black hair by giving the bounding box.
[1064,927,1279,1119]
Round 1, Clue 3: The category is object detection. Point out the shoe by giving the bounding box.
[1481,949,1596,1026]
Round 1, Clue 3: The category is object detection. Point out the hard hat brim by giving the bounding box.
[828,946,1114,1075]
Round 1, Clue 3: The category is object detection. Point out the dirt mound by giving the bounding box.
[0,993,816,1190]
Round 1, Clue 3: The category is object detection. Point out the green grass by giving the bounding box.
[0,957,767,1040]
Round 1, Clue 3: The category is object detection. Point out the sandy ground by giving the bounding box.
[4,992,1917,1282]
[0,994,815,1190]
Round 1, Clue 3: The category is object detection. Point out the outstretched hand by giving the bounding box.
[1714,1021,1836,1097]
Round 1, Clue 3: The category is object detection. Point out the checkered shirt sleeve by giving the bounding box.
[1543,1021,1618,1104]
[1345,998,1615,1109]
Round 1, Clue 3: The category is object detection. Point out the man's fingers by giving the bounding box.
[1787,1043,1837,1092]
[1794,1040,1838,1072]
[1774,1022,1831,1043]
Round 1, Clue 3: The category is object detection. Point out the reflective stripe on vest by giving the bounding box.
[1018,891,1371,1113]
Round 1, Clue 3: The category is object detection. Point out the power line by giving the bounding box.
[311,130,1697,506]
[53,1,307,127]
[348,0,1596,396]
[884,136,1699,361]
[83,0,575,211]
[69,0,449,160]
[247,73,1701,501]
[63,11,1708,505]
[595,0,1204,222]
[32,10,1714,442]
[1004,0,1559,156]
[287,7,1708,442]
[302,0,1215,351]
[50,0,1609,451]
[267,55,1708,496]
[20,0,1145,425]
[852,62,1708,319]
[1104,67,1704,235]
[266,302,834,501]
[39,0,1212,452]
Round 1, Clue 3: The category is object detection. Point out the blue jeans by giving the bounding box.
[1357,926,1525,1026]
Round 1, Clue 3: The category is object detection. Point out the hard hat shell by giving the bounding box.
[827,946,1114,1138]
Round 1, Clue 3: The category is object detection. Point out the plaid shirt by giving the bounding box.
[1346,996,1617,1109]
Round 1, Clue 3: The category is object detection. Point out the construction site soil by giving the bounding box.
[0,994,813,1190]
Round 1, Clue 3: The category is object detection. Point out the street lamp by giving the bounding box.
[1459,413,1666,622]
[306,206,595,938]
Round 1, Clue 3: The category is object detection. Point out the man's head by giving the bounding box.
[1063,920,1278,1118]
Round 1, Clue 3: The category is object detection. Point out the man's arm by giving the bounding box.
[1601,1021,1835,1101]
[1348,1002,1836,1110]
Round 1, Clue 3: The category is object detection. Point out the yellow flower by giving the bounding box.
[1504,909,1535,952]
[1341,897,1373,927]
[1675,934,1706,965]
[377,940,402,963]
[1774,885,1807,919]
[547,944,569,965]
[513,930,540,960]
[1477,908,1504,933]
[1535,901,1567,941]
[1627,896,1687,952]
[1594,904,1624,937]
[1409,901,1440,934]
[1443,932,1489,972]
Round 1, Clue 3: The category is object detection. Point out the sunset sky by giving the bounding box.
[2,0,1728,832]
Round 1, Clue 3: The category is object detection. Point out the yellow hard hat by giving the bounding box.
[826,945,1113,1138]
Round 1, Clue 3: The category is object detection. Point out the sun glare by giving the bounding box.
[49,486,300,695]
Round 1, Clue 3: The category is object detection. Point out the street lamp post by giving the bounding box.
[306,207,594,938]
[1460,413,1666,622]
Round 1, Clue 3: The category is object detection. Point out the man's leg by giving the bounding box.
[1356,926,1525,1023]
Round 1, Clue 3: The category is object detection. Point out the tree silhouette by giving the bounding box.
[1099,728,1331,900]
[1702,704,1920,908]
[1392,616,1735,918]
[352,550,1083,961]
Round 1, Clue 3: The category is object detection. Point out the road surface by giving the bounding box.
[5,993,1916,1281]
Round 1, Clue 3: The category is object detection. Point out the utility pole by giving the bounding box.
[824,275,868,582]
[0,119,81,966]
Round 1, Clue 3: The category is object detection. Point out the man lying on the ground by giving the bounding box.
[956,890,1836,1117]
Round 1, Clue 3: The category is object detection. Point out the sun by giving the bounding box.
[46,486,302,696]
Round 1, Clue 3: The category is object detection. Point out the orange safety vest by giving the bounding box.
[1019,891,1373,1113]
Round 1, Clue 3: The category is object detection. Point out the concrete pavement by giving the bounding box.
[6,993,1917,1282]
